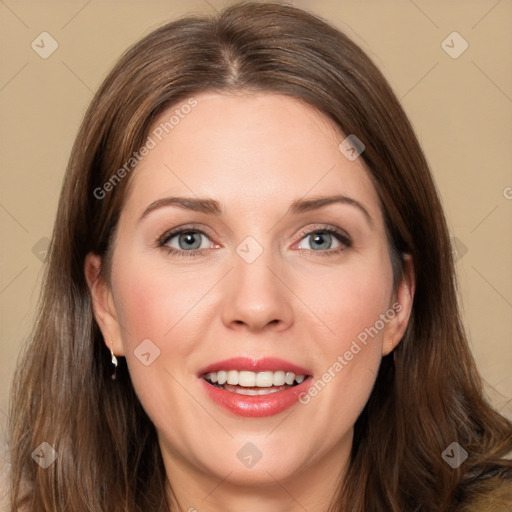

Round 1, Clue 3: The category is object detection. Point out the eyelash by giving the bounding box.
[158,224,352,258]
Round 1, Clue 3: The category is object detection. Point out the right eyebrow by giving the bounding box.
[139,197,223,222]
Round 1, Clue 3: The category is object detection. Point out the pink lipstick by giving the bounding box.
[198,357,313,417]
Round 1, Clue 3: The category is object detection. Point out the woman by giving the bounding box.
[8,2,512,511]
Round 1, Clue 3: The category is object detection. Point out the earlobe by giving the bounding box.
[382,253,415,356]
[84,252,125,356]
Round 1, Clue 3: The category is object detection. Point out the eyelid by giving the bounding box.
[292,225,352,256]
[294,224,351,244]
[158,223,214,246]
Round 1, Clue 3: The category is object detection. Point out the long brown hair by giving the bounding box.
[8,2,512,510]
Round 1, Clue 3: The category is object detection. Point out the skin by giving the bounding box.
[85,91,415,512]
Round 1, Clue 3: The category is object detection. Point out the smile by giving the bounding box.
[204,370,306,394]
[198,357,313,417]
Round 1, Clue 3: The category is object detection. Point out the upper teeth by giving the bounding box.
[206,370,306,387]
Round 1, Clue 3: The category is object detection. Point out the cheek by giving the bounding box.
[110,259,203,420]
[299,254,392,394]
[296,266,391,426]
[110,254,218,399]
[304,255,393,349]
[112,259,198,345]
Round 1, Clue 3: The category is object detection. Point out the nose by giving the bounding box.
[221,248,294,333]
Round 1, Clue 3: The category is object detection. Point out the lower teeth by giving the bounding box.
[209,381,297,395]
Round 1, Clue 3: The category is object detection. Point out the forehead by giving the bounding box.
[122,91,382,224]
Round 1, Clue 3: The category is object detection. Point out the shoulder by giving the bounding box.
[457,473,512,512]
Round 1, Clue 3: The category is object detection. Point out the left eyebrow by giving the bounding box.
[288,195,374,228]
[139,194,374,228]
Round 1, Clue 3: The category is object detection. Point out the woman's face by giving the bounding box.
[87,92,414,499]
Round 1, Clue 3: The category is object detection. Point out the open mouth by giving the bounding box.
[202,370,310,396]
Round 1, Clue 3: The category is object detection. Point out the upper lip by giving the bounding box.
[198,357,311,377]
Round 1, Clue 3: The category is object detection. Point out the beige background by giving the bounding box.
[1,0,511,503]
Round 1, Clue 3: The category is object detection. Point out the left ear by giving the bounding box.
[382,253,415,356]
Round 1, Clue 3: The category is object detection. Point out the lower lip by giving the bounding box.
[200,377,313,417]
